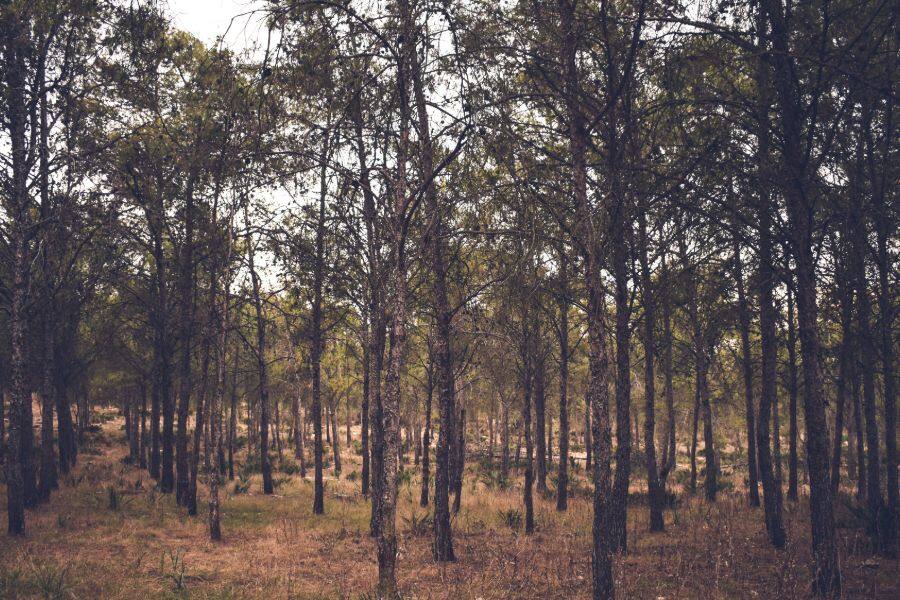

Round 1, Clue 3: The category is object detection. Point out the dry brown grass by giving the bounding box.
[1,412,896,599]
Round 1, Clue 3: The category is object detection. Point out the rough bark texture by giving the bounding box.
[762,0,842,591]
[311,135,329,515]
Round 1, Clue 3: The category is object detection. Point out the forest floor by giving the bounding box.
[1,409,897,599]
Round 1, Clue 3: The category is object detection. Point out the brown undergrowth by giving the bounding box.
[0,413,895,599]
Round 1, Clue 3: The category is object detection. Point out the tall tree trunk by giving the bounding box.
[849,167,887,552]
[639,211,663,531]
[761,0,841,591]
[409,21,456,560]
[522,304,535,534]
[361,336,370,493]
[832,236,854,496]
[501,396,510,484]
[39,315,57,502]
[852,358,866,503]
[187,331,211,517]
[610,190,633,552]
[375,7,415,590]
[733,228,759,507]
[228,353,238,481]
[331,397,342,476]
[453,408,465,514]
[786,282,799,501]
[175,179,196,506]
[208,265,230,542]
[753,22,786,545]
[4,10,36,530]
[659,253,676,484]
[37,49,57,504]
[420,355,433,507]
[535,352,547,494]
[689,381,700,494]
[557,245,570,511]
[245,203,274,495]
[866,90,896,552]
[311,132,329,515]
[139,380,148,469]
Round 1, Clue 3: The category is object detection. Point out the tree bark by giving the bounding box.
[175,178,196,506]
[732,228,759,507]
[557,244,570,511]
[639,210,663,531]
[311,132,329,515]
[246,203,274,495]
[761,0,842,590]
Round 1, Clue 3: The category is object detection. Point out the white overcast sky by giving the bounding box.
[169,0,266,49]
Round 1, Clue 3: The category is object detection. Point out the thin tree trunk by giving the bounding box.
[410,22,456,560]
[832,238,854,496]
[522,308,535,534]
[610,206,633,551]
[557,245,569,511]
[187,332,211,517]
[228,353,238,481]
[311,132,329,515]
[331,397,342,476]
[453,408,465,514]
[421,355,433,507]
[852,359,866,503]
[501,396,510,484]
[245,203,273,495]
[175,178,196,506]
[753,25,786,546]
[639,210,663,531]
[535,353,547,494]
[849,166,887,552]
[733,227,760,507]
[659,252,676,484]
[786,283,799,500]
